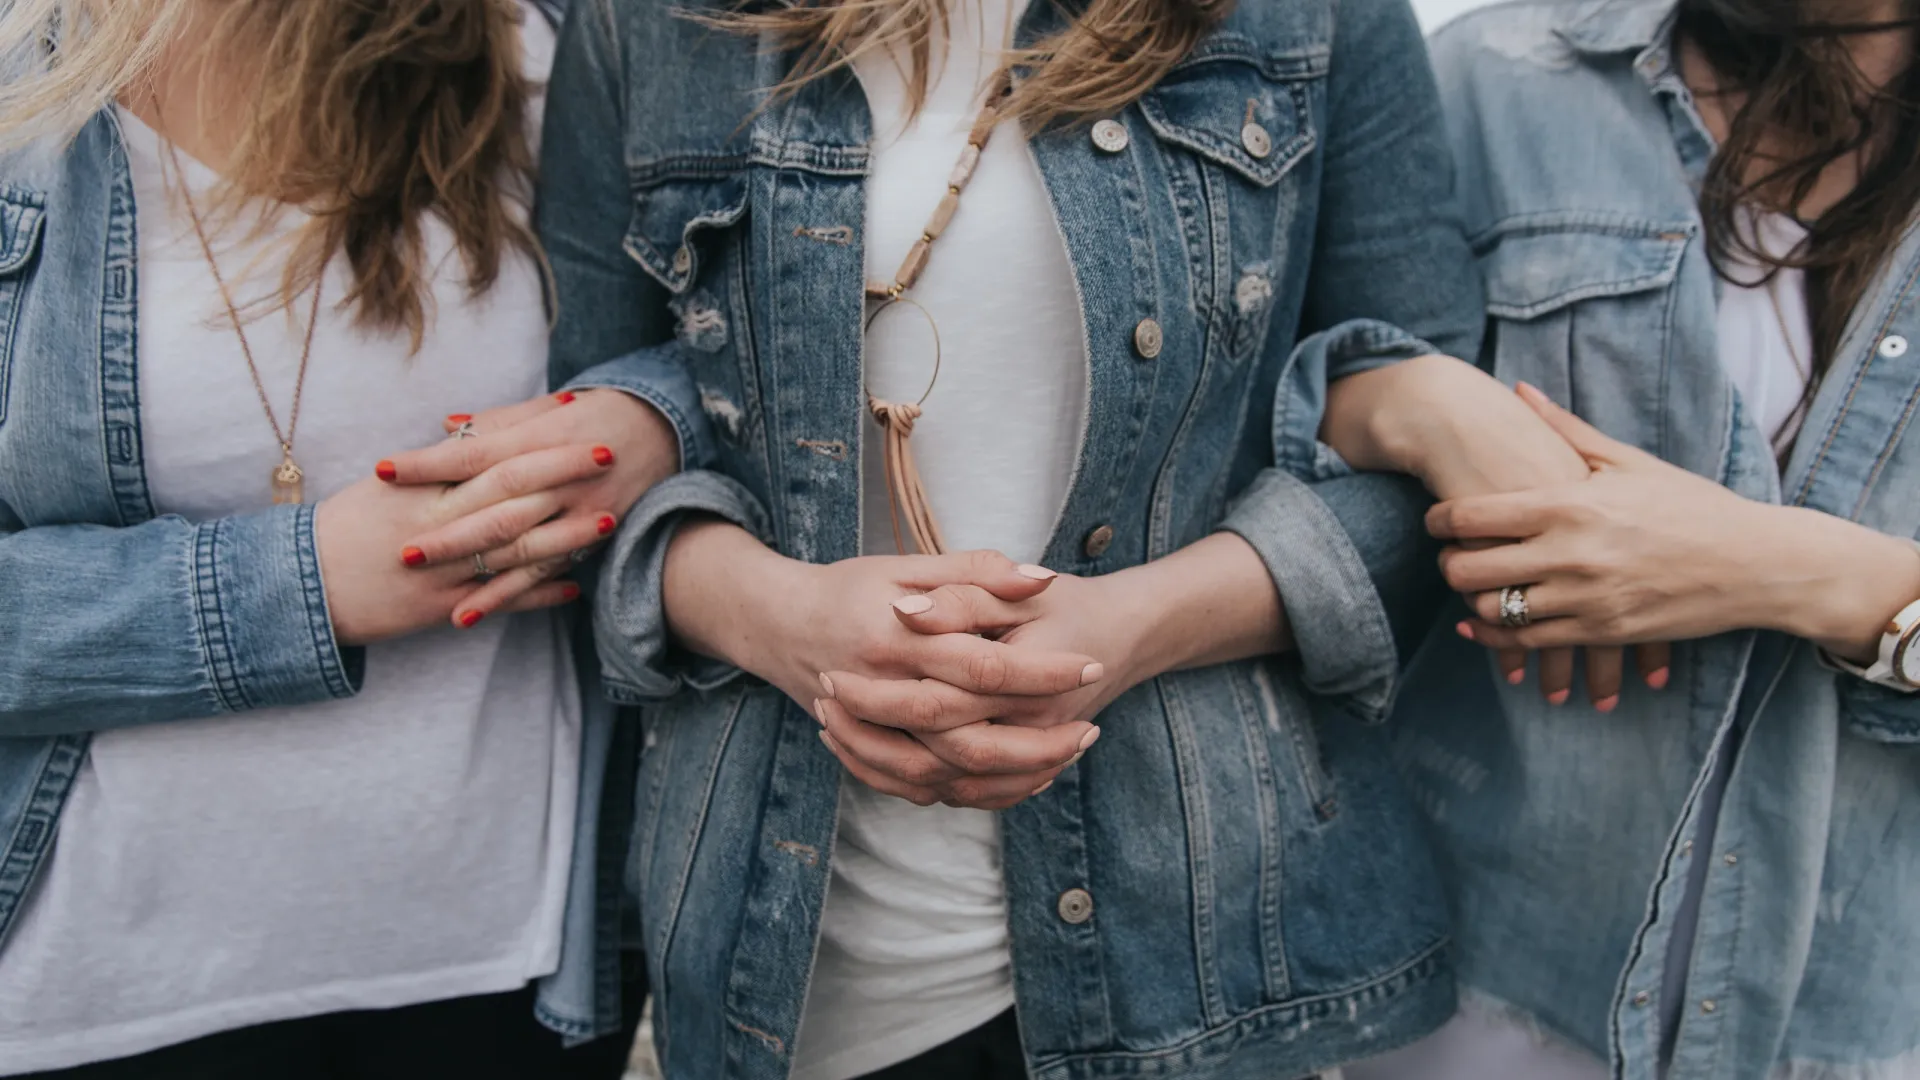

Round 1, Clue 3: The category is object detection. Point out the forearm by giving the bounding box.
[1740,506,1920,661]
[661,517,800,680]
[1109,533,1293,679]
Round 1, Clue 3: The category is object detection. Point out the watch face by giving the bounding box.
[1898,631,1920,687]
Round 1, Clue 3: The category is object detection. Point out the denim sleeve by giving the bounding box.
[592,471,773,702]
[1219,0,1481,723]
[538,0,714,471]
[1836,680,1920,744]
[0,506,362,737]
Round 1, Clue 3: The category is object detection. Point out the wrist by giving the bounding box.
[1751,507,1920,654]
[663,518,797,674]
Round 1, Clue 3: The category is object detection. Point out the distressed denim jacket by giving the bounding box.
[1395,2,1920,1077]
[540,0,1484,1076]
[0,30,709,1037]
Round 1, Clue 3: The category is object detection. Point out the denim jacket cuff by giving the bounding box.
[1219,469,1399,723]
[565,349,717,472]
[1275,318,1439,481]
[195,504,364,712]
[594,470,772,703]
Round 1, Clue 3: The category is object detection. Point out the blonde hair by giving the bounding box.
[0,0,538,350]
[704,0,1234,129]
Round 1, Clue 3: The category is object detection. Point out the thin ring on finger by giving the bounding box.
[448,421,478,440]
[470,514,614,578]
[472,552,494,581]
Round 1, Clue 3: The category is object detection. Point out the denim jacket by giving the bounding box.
[0,73,709,1040]
[540,0,1484,1075]
[1396,3,1920,1076]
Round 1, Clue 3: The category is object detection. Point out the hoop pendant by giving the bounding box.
[864,295,947,555]
[863,294,942,408]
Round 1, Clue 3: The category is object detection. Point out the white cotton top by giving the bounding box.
[1344,213,1814,1080]
[0,13,579,1075]
[788,0,1089,1075]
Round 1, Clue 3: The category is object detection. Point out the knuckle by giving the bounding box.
[905,691,948,731]
[964,549,1010,578]
[962,648,1010,693]
[943,776,992,807]
[949,734,1001,774]
[897,755,948,787]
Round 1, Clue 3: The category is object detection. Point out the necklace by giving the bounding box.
[168,142,322,505]
[862,73,1013,556]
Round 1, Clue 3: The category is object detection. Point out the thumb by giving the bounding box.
[902,549,1059,602]
[1515,382,1647,469]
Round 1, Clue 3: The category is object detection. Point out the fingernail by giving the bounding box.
[818,730,840,752]
[560,583,581,601]
[446,413,472,425]
[597,514,617,535]
[893,594,934,615]
[1647,667,1671,690]
[555,391,576,404]
[592,446,614,467]
[1066,751,1085,767]
[1455,621,1475,641]
[1017,563,1056,581]
[818,672,836,698]
[1077,726,1102,752]
[401,546,426,567]
[1595,695,1620,714]
[458,610,484,629]
[1506,668,1526,686]
[375,460,397,482]
[1031,780,1054,796]
[1079,663,1105,686]
[812,699,827,726]
[1547,689,1570,706]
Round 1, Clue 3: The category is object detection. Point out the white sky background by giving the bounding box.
[1409,0,1501,30]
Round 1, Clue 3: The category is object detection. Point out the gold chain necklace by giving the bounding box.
[167,141,322,505]
[862,73,1013,556]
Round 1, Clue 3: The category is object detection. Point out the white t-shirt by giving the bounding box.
[0,13,579,1075]
[789,0,1089,1076]
[1346,214,1814,1080]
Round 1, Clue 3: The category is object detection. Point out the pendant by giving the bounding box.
[271,453,305,505]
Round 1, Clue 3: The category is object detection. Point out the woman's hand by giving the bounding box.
[314,443,612,644]
[1434,384,1920,661]
[378,389,680,617]
[664,522,1107,809]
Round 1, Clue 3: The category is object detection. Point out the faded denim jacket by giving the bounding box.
[1393,2,1920,1077]
[541,0,1485,1076]
[0,4,707,1035]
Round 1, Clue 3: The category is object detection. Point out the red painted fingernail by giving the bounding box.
[1547,689,1571,706]
[555,391,576,404]
[446,414,472,425]
[597,514,617,535]
[1647,666,1671,690]
[1595,695,1620,713]
[592,446,614,467]
[400,546,426,567]
[560,583,581,601]
[375,460,397,482]
[1455,621,1475,641]
[1507,668,1526,685]
[458,610,484,628]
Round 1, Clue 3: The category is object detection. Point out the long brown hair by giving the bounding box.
[702,0,1233,130]
[1679,0,1920,389]
[0,0,539,351]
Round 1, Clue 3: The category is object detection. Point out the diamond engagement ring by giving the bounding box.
[1498,585,1532,628]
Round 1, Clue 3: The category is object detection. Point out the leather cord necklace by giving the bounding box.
[863,72,1013,555]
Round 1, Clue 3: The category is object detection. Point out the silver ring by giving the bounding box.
[569,548,593,564]
[472,552,494,580]
[450,422,478,440]
[1498,585,1532,628]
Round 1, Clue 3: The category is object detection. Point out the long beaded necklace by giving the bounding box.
[863,72,1013,556]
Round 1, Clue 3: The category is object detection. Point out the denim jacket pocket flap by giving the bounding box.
[0,189,46,278]
[622,167,749,295]
[1139,41,1324,187]
[1477,215,1693,321]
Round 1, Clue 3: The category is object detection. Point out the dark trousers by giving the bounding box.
[856,1011,1026,1080]
[26,956,648,1080]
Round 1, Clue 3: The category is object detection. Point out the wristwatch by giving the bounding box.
[1824,596,1920,692]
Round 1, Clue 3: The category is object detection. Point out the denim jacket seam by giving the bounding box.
[1790,251,1920,508]
[292,505,358,700]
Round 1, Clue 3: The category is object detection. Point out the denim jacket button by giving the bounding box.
[1880,334,1909,358]
[1057,887,1094,924]
[1632,991,1651,1008]
[1242,122,1273,159]
[1133,318,1164,360]
[1083,525,1115,558]
[1091,119,1130,154]
[671,245,693,275]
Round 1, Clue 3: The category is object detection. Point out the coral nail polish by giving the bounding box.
[446,414,472,425]
[458,610,485,629]
[1547,689,1571,706]
[592,446,615,467]
[555,391,577,404]
[375,460,397,482]
[1647,667,1672,690]
[1595,695,1620,714]
[400,546,427,567]
[597,514,617,535]
[1455,621,1475,641]
[560,583,581,601]
[1507,668,1527,686]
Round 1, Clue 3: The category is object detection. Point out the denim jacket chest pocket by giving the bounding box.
[0,188,47,428]
[1478,215,1693,454]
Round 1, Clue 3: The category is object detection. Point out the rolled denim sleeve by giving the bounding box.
[0,505,362,737]
[565,348,716,472]
[1837,679,1920,744]
[593,470,773,703]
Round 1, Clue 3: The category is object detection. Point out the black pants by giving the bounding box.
[855,1011,1026,1080]
[26,957,648,1080]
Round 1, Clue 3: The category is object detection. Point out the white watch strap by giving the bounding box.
[1823,594,1920,693]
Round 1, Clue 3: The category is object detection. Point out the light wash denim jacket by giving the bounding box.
[541,0,1484,1076]
[0,20,709,1036]
[1395,2,1920,1077]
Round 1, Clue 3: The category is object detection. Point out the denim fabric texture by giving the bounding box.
[0,33,711,1036]
[541,0,1487,1076]
[1397,2,1920,1077]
